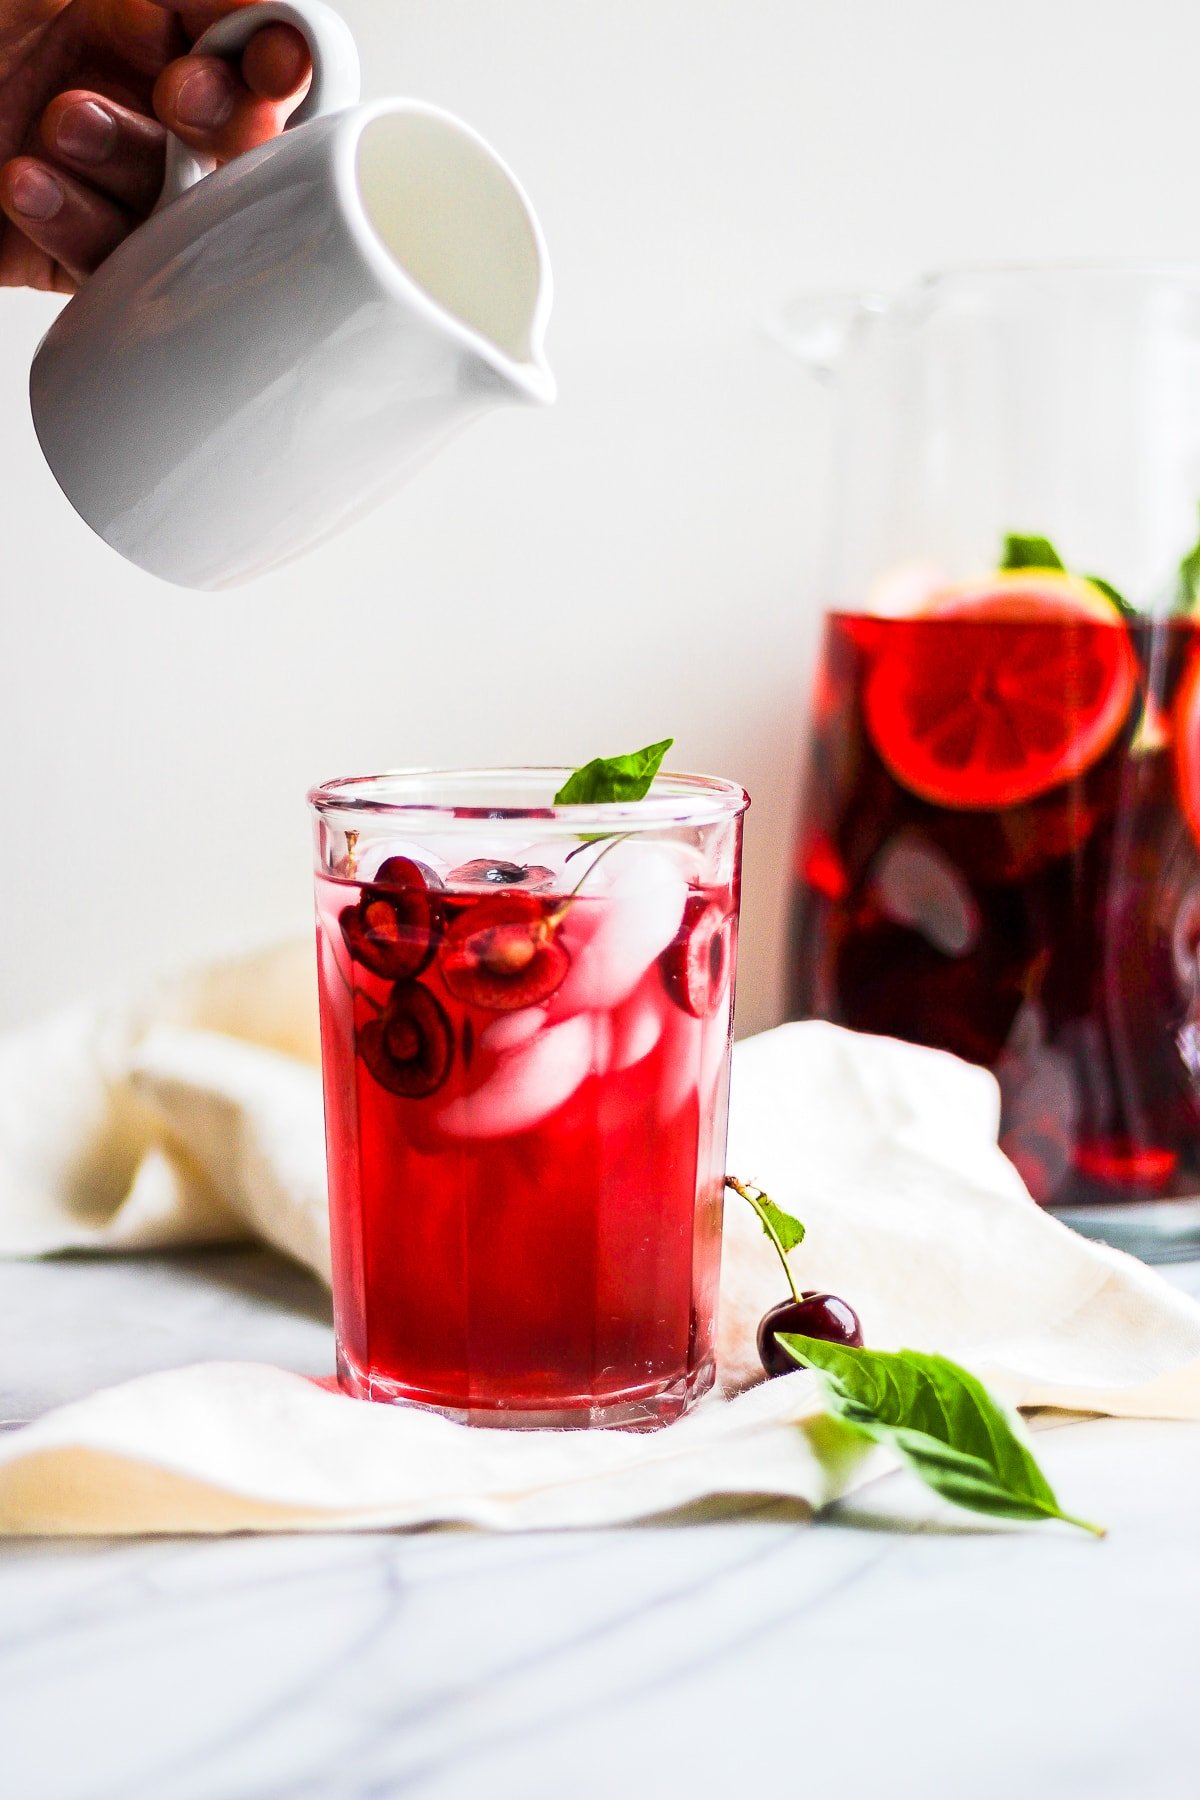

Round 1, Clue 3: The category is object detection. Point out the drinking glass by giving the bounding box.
[309,767,748,1425]
[783,265,1200,1261]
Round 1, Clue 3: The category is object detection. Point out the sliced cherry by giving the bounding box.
[340,859,439,980]
[660,895,732,1017]
[375,854,445,892]
[359,983,453,1097]
[757,1292,864,1378]
[440,893,570,1011]
[447,858,556,891]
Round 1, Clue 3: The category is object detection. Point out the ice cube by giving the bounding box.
[436,1013,595,1139]
[870,833,979,958]
[655,1007,705,1120]
[592,1010,614,1075]
[479,1007,548,1054]
[517,838,577,883]
[553,841,689,1012]
[610,972,665,1069]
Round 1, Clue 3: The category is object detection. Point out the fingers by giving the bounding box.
[0,3,70,64]
[241,22,312,100]
[0,155,130,285]
[40,91,166,215]
[153,22,310,160]
[0,216,76,295]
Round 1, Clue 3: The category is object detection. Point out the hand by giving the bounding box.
[0,1,310,292]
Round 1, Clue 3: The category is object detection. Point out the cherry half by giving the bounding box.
[340,857,440,981]
[359,982,454,1097]
[660,895,732,1017]
[757,1292,864,1378]
[440,892,570,1012]
[447,859,555,891]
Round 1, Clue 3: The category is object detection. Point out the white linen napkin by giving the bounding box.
[2,943,1200,1536]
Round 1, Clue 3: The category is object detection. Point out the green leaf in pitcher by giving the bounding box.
[1082,574,1136,620]
[1001,532,1066,572]
[999,530,1134,618]
[1176,512,1200,613]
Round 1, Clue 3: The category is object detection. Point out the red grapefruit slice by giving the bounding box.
[863,572,1139,810]
[1174,646,1200,848]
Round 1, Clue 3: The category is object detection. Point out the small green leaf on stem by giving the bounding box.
[778,1334,1105,1536]
[725,1176,804,1301]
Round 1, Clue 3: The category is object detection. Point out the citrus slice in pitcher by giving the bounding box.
[863,571,1139,809]
[1173,647,1200,848]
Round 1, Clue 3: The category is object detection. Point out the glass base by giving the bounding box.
[336,1350,717,1430]
[1052,1196,1200,1263]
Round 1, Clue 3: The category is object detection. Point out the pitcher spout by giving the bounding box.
[351,101,555,407]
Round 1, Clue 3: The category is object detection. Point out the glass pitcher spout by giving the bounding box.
[766,290,889,378]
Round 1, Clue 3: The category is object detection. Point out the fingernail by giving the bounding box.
[10,165,62,221]
[54,99,117,165]
[175,64,235,130]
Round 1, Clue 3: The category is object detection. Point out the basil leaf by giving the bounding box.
[1001,532,1065,571]
[1083,573,1135,619]
[778,1334,1104,1536]
[1000,530,1133,615]
[1176,519,1200,614]
[554,738,673,806]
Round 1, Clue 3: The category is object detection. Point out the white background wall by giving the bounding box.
[2,0,1198,1035]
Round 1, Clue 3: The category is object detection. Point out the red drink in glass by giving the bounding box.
[310,769,747,1426]
[789,586,1200,1245]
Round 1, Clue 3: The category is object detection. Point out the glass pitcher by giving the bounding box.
[783,264,1200,1261]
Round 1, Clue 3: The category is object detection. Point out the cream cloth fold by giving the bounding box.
[2,943,1200,1536]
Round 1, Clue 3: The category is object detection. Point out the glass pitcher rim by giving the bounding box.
[913,257,1200,290]
[772,260,1200,371]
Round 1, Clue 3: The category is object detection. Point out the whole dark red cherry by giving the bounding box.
[757,1292,864,1378]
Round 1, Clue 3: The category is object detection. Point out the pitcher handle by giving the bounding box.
[157,0,362,209]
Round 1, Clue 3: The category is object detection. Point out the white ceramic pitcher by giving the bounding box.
[29,0,555,591]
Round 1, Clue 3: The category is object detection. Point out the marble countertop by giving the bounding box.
[2,1248,1199,1800]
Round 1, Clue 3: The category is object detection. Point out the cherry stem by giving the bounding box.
[724,1175,802,1302]
[546,830,635,929]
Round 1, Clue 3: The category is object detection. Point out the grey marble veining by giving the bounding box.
[2,1249,1200,1800]
[0,1249,332,1429]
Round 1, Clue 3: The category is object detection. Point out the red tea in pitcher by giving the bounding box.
[789,568,1200,1224]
